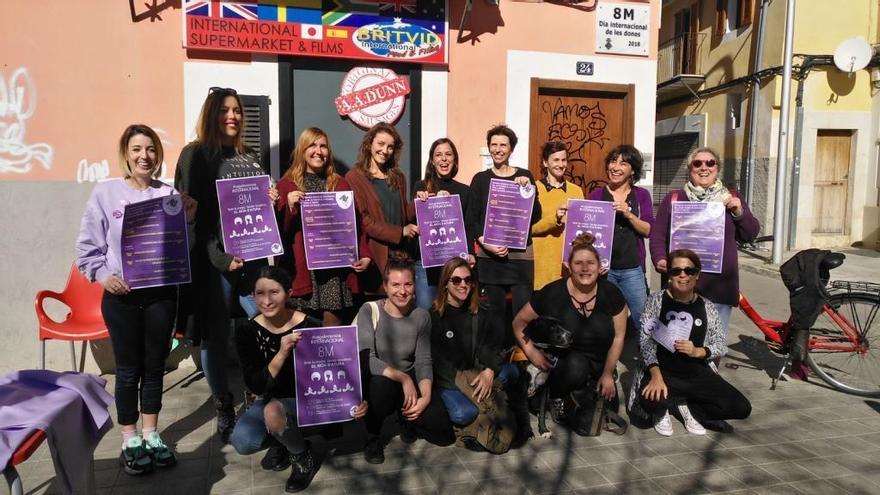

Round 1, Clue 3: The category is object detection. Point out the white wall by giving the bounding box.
[505,50,658,184]
[420,67,449,179]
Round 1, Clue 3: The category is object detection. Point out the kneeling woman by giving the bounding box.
[513,234,626,415]
[231,267,367,493]
[635,249,751,436]
[430,258,520,444]
[357,256,453,464]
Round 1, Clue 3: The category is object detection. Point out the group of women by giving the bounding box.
[75,85,759,491]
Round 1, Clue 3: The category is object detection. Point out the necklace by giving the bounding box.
[667,289,697,304]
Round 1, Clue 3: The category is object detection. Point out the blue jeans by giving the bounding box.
[201,267,259,397]
[229,397,300,455]
[439,363,519,425]
[714,303,733,340]
[413,260,437,310]
[606,267,648,332]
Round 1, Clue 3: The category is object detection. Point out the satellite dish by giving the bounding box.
[833,37,874,73]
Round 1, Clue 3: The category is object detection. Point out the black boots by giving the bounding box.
[508,368,533,448]
[285,446,317,493]
[213,392,236,443]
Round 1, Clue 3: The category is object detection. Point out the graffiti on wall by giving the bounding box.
[541,97,610,191]
[0,68,54,174]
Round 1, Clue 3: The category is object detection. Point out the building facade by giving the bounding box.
[0,0,660,372]
[656,0,880,250]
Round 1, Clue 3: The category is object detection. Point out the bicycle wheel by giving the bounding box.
[805,292,880,397]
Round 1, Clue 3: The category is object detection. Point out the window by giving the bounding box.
[728,92,743,129]
[716,0,754,35]
[239,94,271,176]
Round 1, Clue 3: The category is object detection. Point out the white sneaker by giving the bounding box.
[653,411,674,436]
[677,405,707,435]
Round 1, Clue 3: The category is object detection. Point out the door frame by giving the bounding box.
[527,78,635,189]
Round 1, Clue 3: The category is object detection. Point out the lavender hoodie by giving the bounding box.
[76,178,175,284]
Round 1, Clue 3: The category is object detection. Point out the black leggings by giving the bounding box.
[364,375,454,446]
[102,287,176,425]
[639,367,751,421]
[548,352,603,398]
[483,283,532,348]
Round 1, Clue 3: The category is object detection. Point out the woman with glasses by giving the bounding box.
[429,257,520,448]
[649,147,759,339]
[512,233,627,431]
[175,87,279,443]
[532,141,584,290]
[587,145,654,334]
[632,249,751,436]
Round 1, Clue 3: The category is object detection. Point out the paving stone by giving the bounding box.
[790,477,854,495]
[723,465,783,488]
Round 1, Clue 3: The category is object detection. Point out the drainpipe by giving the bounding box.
[743,0,769,204]
[787,58,821,250]
[772,0,796,265]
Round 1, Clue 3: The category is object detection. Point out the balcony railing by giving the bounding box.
[658,32,705,84]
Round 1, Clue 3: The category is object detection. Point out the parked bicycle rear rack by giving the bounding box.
[828,280,880,298]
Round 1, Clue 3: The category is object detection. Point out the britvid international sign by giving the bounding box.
[183,0,448,65]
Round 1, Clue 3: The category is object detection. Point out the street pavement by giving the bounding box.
[13,248,880,494]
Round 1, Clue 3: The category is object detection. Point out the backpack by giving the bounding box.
[563,381,628,437]
[452,368,516,454]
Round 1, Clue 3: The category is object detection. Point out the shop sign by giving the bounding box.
[183,1,448,65]
[335,67,410,128]
[595,2,650,57]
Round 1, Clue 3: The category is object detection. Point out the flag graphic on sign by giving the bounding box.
[301,24,323,39]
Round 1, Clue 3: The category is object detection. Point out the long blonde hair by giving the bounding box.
[282,127,341,192]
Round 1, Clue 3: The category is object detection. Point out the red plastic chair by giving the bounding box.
[36,263,108,371]
[3,430,46,495]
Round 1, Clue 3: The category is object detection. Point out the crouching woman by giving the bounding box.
[231,267,367,493]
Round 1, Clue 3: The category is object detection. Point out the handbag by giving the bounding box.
[563,380,628,437]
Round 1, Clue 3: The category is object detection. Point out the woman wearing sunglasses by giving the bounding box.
[649,147,760,340]
[631,249,751,436]
[175,87,279,443]
[429,257,522,449]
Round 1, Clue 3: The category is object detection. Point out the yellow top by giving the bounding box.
[532,179,584,290]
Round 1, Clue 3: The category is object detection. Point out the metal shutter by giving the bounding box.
[240,95,270,175]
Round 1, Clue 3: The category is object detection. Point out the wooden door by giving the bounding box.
[528,79,634,193]
[812,129,851,234]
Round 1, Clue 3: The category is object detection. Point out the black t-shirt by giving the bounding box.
[530,278,626,365]
[601,187,640,269]
[655,292,709,375]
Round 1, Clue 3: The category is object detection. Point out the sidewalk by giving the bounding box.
[14,264,880,494]
[738,246,880,284]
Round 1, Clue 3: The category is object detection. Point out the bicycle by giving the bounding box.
[737,251,880,397]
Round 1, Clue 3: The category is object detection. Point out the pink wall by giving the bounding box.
[446,0,659,182]
[0,1,185,182]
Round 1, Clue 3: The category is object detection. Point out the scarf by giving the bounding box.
[684,179,731,203]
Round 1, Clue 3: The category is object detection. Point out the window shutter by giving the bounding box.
[239,94,270,175]
[741,0,754,26]
[716,0,726,36]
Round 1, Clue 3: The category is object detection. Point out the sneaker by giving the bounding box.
[119,436,154,475]
[399,421,417,444]
[213,393,236,444]
[144,432,177,468]
[285,446,317,493]
[363,436,385,464]
[653,411,674,437]
[260,442,291,471]
[677,405,706,435]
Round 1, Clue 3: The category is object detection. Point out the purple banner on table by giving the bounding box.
[121,195,191,289]
[669,202,726,274]
[561,199,615,270]
[415,195,469,268]
[294,325,362,427]
[482,178,536,250]
[216,175,283,261]
[301,191,359,270]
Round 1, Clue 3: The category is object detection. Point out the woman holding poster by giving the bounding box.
[532,141,584,290]
[345,123,418,294]
[276,127,372,326]
[588,145,654,333]
[631,250,751,437]
[649,147,759,339]
[174,87,278,443]
[233,267,368,492]
[77,124,194,474]
[412,137,476,308]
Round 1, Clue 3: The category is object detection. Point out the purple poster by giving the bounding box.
[121,195,191,289]
[670,202,726,274]
[294,325,362,427]
[300,191,359,270]
[415,195,469,268]
[482,178,536,250]
[561,199,615,270]
[216,175,283,261]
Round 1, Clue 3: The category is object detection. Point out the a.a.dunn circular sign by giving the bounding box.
[334,66,411,129]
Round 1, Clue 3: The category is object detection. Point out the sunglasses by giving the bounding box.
[448,276,473,286]
[690,159,717,169]
[669,267,700,277]
[209,86,237,95]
